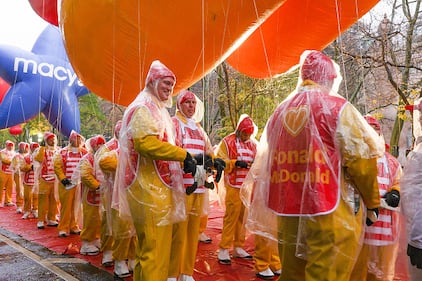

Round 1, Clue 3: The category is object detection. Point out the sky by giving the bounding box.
[0,1,391,51]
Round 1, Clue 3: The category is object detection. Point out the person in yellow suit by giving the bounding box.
[0,140,16,207]
[11,142,29,213]
[54,131,87,237]
[114,60,197,281]
[33,132,60,229]
[350,115,402,281]
[76,135,106,256]
[241,50,384,281]
[168,90,225,281]
[215,114,258,265]
[97,121,138,278]
[20,142,40,219]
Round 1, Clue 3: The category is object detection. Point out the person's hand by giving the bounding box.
[204,155,214,169]
[408,244,422,269]
[366,208,379,226]
[186,182,198,195]
[213,158,226,182]
[235,160,249,169]
[384,190,400,207]
[194,154,204,165]
[183,152,197,177]
[61,178,71,186]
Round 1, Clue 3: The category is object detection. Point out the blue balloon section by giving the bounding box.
[0,25,89,137]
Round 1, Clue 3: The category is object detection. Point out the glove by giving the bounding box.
[235,160,249,169]
[366,208,379,226]
[408,244,422,269]
[204,155,214,169]
[61,178,71,186]
[194,154,204,165]
[213,158,226,183]
[183,152,197,177]
[384,190,400,207]
[186,182,198,195]
[204,181,215,190]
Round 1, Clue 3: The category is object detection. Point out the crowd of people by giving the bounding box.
[0,51,421,281]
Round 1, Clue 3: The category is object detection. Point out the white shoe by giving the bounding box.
[37,221,44,229]
[80,241,100,256]
[273,268,282,275]
[21,212,31,219]
[218,248,231,265]
[180,274,195,281]
[92,239,101,249]
[233,247,253,259]
[32,210,38,218]
[128,259,136,272]
[114,260,131,278]
[256,268,274,280]
[101,250,113,267]
[58,231,69,237]
[198,232,212,243]
[47,220,58,227]
[16,207,22,214]
[167,278,177,281]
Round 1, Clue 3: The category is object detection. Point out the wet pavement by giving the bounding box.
[0,227,114,281]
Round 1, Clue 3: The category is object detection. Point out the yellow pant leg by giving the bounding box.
[100,211,114,252]
[278,199,362,281]
[14,174,23,207]
[254,235,281,273]
[112,208,137,260]
[366,242,399,281]
[127,181,173,281]
[219,186,246,249]
[32,190,38,211]
[38,179,55,222]
[58,185,78,233]
[0,171,5,203]
[350,243,370,281]
[0,172,14,204]
[199,215,208,233]
[80,197,101,242]
[23,184,33,212]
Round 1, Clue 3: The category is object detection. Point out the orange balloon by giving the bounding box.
[60,0,285,106]
[226,0,380,78]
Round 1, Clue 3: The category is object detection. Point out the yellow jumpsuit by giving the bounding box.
[126,105,187,281]
[11,154,24,209]
[20,157,38,214]
[0,149,15,205]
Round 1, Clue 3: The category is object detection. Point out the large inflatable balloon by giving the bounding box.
[0,25,89,137]
[60,0,286,106]
[28,0,58,26]
[0,77,9,103]
[226,0,380,78]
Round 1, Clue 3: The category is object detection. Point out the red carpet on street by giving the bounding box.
[0,192,411,281]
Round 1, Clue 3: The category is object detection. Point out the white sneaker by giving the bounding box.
[37,221,44,229]
[32,210,38,218]
[16,207,23,214]
[218,248,231,265]
[58,231,69,237]
[180,274,195,281]
[198,232,212,243]
[101,250,113,267]
[114,260,131,278]
[233,247,253,259]
[128,259,136,272]
[273,268,282,275]
[47,220,58,227]
[167,278,177,281]
[256,268,274,280]
[80,241,100,256]
[21,212,31,219]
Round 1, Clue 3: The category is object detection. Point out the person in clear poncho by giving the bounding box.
[401,98,422,281]
[350,115,402,281]
[241,50,384,281]
[168,90,224,281]
[0,140,16,207]
[114,60,196,281]
[20,142,40,219]
[11,142,30,213]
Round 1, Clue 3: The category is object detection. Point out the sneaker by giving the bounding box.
[180,274,195,281]
[70,228,81,235]
[114,260,131,278]
[218,248,231,265]
[101,250,113,267]
[233,247,253,260]
[167,278,177,281]
[273,269,282,276]
[32,210,38,218]
[5,202,15,207]
[16,207,23,214]
[47,220,58,227]
[199,232,212,244]
[256,268,275,280]
[58,231,69,237]
[128,259,136,272]
[80,241,100,256]
[37,221,45,229]
[21,212,31,219]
